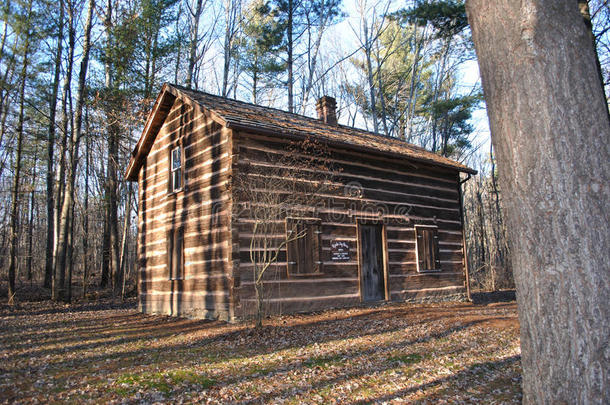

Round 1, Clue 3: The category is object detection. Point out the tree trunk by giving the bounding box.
[52,2,76,300]
[66,204,74,303]
[174,3,182,84]
[405,24,426,141]
[45,0,64,289]
[82,106,90,299]
[108,135,120,294]
[222,0,238,97]
[120,184,132,300]
[102,0,120,292]
[187,0,203,89]
[55,0,94,302]
[361,19,379,134]
[578,0,607,109]
[27,153,37,283]
[475,187,487,278]
[374,42,389,136]
[466,1,610,402]
[254,274,264,328]
[287,0,294,113]
[101,210,110,287]
[430,38,450,152]
[301,13,326,112]
[7,2,32,303]
[0,0,11,67]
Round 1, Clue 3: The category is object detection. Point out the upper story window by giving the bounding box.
[170,146,182,192]
[415,226,440,272]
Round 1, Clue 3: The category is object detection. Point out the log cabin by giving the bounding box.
[125,83,477,321]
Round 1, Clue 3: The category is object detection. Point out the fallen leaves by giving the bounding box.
[0,298,522,404]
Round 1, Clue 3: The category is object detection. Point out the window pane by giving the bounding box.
[173,170,181,190]
[172,148,181,170]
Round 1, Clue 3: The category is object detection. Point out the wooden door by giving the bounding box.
[359,224,386,302]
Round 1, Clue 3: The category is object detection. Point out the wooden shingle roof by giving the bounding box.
[126,83,476,180]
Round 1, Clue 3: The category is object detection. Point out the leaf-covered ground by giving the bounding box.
[0,298,521,404]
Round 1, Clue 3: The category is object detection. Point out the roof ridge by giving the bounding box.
[168,83,431,153]
[169,83,322,122]
[164,83,474,174]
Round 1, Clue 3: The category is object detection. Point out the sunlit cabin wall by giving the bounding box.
[137,98,233,320]
[231,133,467,319]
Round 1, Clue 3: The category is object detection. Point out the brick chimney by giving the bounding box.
[316,96,337,126]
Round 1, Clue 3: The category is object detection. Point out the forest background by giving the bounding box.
[0,0,607,301]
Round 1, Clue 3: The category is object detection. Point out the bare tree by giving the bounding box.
[45,0,64,289]
[186,0,217,89]
[186,0,203,88]
[221,0,242,96]
[7,0,33,303]
[52,0,77,299]
[54,0,95,302]
[350,0,393,134]
[462,155,512,292]
[231,137,335,326]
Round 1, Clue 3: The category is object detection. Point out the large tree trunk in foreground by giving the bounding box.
[466,1,609,403]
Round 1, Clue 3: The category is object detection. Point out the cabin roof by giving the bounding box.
[125,83,477,180]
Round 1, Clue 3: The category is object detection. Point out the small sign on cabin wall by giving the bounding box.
[330,240,351,261]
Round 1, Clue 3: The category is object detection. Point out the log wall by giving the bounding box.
[138,97,233,320]
[232,133,467,318]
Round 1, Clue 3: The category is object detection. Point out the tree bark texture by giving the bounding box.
[466,1,609,403]
[287,0,294,113]
[55,0,94,301]
[45,0,64,289]
[52,2,76,299]
[7,15,31,303]
[187,0,203,89]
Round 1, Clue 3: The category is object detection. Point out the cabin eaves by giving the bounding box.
[125,83,476,181]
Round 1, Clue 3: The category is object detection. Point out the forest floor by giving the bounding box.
[0,295,521,404]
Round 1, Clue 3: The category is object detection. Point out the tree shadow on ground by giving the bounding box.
[0,299,520,403]
[346,355,522,404]
[2,300,516,375]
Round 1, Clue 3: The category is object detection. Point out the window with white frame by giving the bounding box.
[170,146,182,192]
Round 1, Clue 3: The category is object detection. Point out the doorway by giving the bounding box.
[358,223,387,302]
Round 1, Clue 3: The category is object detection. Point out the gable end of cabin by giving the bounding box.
[136,95,235,321]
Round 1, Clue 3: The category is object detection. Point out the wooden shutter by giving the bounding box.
[174,228,184,279]
[167,227,184,279]
[311,222,322,273]
[286,219,299,275]
[167,229,174,279]
[432,228,440,270]
[296,221,307,273]
[286,219,322,276]
[417,227,440,271]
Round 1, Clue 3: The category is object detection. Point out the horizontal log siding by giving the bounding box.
[138,99,232,320]
[233,133,466,318]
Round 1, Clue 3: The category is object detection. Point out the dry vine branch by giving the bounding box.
[231,136,336,326]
